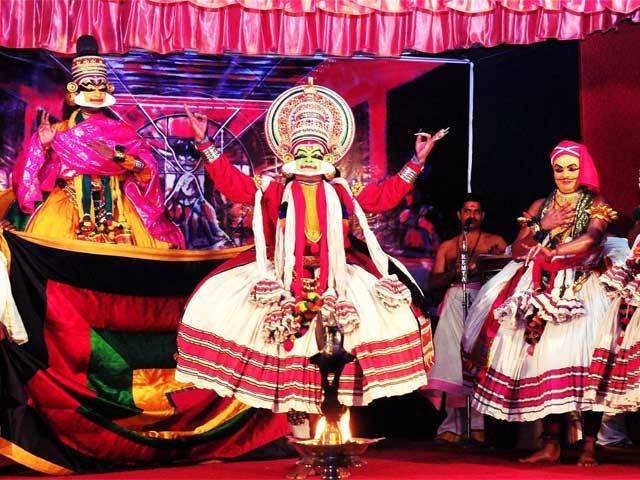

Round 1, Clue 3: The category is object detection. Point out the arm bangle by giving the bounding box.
[202,145,221,163]
[398,164,419,184]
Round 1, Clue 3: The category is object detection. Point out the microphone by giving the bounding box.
[460,220,471,283]
[632,206,640,222]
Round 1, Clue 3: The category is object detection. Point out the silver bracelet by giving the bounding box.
[399,164,419,184]
[202,144,221,163]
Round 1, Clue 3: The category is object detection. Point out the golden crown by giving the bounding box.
[265,78,355,164]
[71,55,108,84]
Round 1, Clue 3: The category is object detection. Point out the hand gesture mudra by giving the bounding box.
[38,111,57,147]
[540,204,575,231]
[184,105,208,143]
[414,127,449,165]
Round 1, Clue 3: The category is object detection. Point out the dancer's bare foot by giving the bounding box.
[577,441,598,467]
[519,441,561,464]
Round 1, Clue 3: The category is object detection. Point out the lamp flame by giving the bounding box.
[314,410,352,445]
[314,416,327,442]
[339,409,352,442]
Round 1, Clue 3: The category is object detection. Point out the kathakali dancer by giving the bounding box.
[461,141,626,466]
[176,79,444,438]
[8,35,184,248]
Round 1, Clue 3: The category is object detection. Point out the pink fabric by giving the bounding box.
[0,0,637,56]
[14,114,185,248]
[550,140,601,193]
[124,0,640,14]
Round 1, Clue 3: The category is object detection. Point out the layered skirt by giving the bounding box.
[25,184,170,248]
[585,238,640,412]
[461,238,628,422]
[175,260,433,414]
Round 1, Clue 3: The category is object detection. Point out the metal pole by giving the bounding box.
[460,227,471,440]
[467,61,474,193]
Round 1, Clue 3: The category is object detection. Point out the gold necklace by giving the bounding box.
[553,190,580,208]
[299,179,320,186]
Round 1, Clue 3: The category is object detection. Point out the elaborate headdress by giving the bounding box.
[264,78,355,176]
[66,35,116,109]
[550,140,600,193]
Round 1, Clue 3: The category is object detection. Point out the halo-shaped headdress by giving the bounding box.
[265,78,355,168]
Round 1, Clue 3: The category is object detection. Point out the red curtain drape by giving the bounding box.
[0,0,638,56]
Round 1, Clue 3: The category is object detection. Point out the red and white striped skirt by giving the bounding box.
[175,262,433,413]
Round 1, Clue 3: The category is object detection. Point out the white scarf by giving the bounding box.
[0,251,27,345]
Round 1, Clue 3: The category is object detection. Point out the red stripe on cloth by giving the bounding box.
[44,282,94,388]
[317,180,329,293]
[485,364,587,388]
[588,343,640,394]
[177,325,427,406]
[474,366,589,410]
[339,363,426,391]
[180,323,422,364]
[47,280,187,333]
[291,181,307,298]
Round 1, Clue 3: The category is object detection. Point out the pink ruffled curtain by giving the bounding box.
[0,0,638,56]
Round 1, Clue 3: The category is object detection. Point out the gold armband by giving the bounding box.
[351,181,365,196]
[202,145,221,163]
[589,203,618,223]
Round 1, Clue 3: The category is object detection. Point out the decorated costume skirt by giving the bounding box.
[461,244,625,422]
[585,238,640,412]
[25,184,170,248]
[175,261,433,414]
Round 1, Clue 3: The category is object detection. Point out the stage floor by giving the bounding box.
[4,440,640,479]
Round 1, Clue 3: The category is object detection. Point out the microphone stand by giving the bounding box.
[460,224,472,441]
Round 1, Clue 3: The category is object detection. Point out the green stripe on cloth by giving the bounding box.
[0,232,289,473]
[77,405,254,448]
[88,329,177,419]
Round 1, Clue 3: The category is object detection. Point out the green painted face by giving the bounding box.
[293,144,325,174]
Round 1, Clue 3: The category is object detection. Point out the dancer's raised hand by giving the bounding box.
[184,105,208,143]
[414,127,449,165]
[38,111,56,147]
